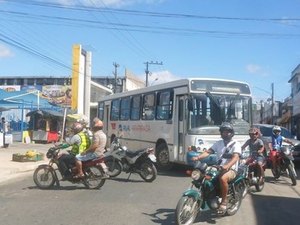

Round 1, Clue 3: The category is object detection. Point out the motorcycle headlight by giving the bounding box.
[281,146,291,155]
[191,169,202,180]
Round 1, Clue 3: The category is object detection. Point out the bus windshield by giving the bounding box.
[187,92,251,135]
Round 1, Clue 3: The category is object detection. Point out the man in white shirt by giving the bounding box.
[193,122,241,215]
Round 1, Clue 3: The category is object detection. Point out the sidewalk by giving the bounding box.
[0,142,53,185]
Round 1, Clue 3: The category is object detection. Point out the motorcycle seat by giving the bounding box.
[125,149,146,158]
[82,157,104,166]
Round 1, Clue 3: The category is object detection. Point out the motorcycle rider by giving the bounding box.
[192,122,241,215]
[76,117,109,178]
[268,125,294,171]
[58,122,91,180]
[241,127,265,183]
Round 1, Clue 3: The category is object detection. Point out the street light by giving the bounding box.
[150,78,159,86]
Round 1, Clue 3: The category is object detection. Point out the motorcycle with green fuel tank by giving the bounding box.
[175,161,245,225]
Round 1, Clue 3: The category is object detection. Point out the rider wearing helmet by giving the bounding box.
[192,122,241,215]
[58,121,91,179]
[76,117,109,178]
[242,127,265,182]
[69,122,91,155]
[268,125,294,172]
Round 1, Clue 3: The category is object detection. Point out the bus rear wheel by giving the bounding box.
[156,143,173,170]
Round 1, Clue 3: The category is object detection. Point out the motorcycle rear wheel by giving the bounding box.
[106,159,122,177]
[239,179,249,198]
[139,161,157,182]
[287,163,297,186]
[226,192,242,216]
[33,166,55,189]
[83,166,106,189]
[254,176,265,192]
[175,196,199,225]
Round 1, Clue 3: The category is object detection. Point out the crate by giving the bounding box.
[12,153,44,162]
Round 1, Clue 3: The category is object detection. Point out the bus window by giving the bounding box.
[189,95,210,128]
[98,102,104,120]
[142,93,155,120]
[156,90,173,120]
[111,99,120,121]
[130,95,141,120]
[120,97,130,120]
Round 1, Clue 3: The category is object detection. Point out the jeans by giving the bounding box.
[58,154,76,177]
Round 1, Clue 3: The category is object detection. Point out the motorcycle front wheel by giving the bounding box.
[139,161,157,182]
[271,165,281,179]
[175,196,200,225]
[287,163,297,186]
[83,166,106,189]
[106,159,122,177]
[33,166,56,189]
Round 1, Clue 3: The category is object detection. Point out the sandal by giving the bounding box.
[74,174,84,179]
[217,203,227,215]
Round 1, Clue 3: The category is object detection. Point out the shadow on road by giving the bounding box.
[108,176,144,183]
[157,164,192,178]
[142,208,176,225]
[251,194,300,225]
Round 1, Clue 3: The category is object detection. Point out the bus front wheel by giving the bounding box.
[156,143,173,170]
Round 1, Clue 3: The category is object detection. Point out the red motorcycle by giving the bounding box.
[271,145,297,186]
[33,144,107,189]
[239,152,266,198]
[245,154,266,192]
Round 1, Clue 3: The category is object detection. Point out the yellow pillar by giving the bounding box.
[71,45,80,110]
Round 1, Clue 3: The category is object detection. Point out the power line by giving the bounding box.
[1,9,299,39]
[6,0,300,22]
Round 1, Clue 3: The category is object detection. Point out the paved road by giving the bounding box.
[0,166,299,225]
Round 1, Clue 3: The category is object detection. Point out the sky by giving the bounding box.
[0,0,300,103]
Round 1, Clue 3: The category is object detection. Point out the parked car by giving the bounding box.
[252,124,300,162]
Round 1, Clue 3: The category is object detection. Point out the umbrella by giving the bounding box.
[67,113,88,123]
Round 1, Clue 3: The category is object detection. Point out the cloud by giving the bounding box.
[246,64,269,77]
[0,44,14,58]
[137,70,180,85]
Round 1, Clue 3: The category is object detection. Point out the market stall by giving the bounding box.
[26,109,64,143]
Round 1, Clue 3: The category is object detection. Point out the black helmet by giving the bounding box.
[219,122,234,134]
[219,122,235,141]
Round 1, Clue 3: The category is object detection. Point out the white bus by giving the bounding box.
[98,78,252,169]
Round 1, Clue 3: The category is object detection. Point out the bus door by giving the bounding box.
[103,103,110,138]
[176,95,186,163]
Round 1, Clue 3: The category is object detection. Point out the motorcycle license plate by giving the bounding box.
[148,154,157,162]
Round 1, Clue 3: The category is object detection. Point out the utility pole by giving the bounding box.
[144,61,163,87]
[113,62,119,93]
[271,82,274,124]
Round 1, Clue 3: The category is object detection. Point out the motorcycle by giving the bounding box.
[271,145,297,186]
[175,162,244,225]
[105,138,157,182]
[33,144,107,189]
[239,152,266,196]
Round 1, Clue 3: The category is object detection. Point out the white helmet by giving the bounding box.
[272,126,281,135]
